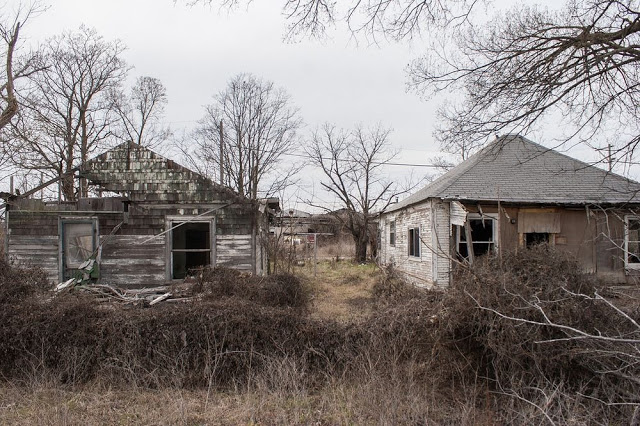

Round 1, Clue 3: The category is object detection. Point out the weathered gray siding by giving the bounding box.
[100,235,165,286]
[380,200,434,287]
[432,199,451,287]
[216,235,253,270]
[7,234,58,282]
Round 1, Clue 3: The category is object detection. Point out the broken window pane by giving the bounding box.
[458,218,495,258]
[64,222,94,268]
[525,232,549,247]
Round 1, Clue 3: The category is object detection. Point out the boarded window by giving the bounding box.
[171,222,211,279]
[626,217,640,267]
[459,218,495,258]
[61,220,97,279]
[408,227,420,257]
[389,220,396,246]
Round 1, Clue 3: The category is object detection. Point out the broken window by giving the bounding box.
[171,221,211,279]
[525,232,549,247]
[389,220,396,246]
[625,216,640,267]
[458,217,496,258]
[61,219,97,280]
[408,227,420,257]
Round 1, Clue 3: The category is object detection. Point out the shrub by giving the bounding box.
[193,267,311,311]
[442,245,639,422]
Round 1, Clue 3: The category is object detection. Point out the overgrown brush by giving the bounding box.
[193,266,311,311]
[1,251,638,423]
[0,257,48,304]
[443,245,640,423]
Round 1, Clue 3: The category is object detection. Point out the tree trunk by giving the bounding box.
[354,231,369,262]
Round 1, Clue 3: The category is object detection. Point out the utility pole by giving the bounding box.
[608,144,613,172]
[219,120,224,185]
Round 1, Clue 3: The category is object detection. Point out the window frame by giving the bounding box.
[625,215,640,269]
[408,226,420,258]
[166,216,216,280]
[59,217,99,282]
[456,214,498,258]
[389,219,396,246]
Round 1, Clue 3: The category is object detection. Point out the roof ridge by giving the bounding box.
[385,134,640,212]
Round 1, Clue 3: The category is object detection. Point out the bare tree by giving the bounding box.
[184,73,302,200]
[186,0,478,40]
[8,26,128,200]
[408,1,640,165]
[306,123,406,262]
[111,76,171,149]
[186,1,640,167]
[0,2,43,132]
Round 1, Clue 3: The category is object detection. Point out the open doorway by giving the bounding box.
[170,221,212,279]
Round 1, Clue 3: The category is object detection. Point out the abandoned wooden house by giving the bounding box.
[379,135,640,287]
[4,142,278,287]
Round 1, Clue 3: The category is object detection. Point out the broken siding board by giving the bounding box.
[216,235,253,270]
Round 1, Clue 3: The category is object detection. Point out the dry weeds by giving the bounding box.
[297,261,377,322]
[0,251,638,424]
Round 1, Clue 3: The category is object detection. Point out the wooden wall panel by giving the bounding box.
[7,235,58,283]
[216,235,253,270]
[99,235,165,287]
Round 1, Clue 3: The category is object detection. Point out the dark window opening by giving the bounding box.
[408,227,420,257]
[172,222,211,279]
[389,220,396,246]
[627,218,640,265]
[525,232,549,248]
[458,218,495,258]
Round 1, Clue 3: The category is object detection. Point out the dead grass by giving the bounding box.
[0,250,638,424]
[297,260,378,322]
[0,377,486,425]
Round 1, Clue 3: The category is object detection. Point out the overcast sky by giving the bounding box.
[9,0,631,211]
[11,0,452,210]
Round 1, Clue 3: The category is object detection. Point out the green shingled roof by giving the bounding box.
[388,135,640,212]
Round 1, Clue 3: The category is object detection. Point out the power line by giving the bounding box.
[193,139,443,168]
[277,150,442,168]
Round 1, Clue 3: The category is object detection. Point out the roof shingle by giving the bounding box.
[388,135,640,212]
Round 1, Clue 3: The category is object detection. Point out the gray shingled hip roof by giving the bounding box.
[387,135,640,212]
